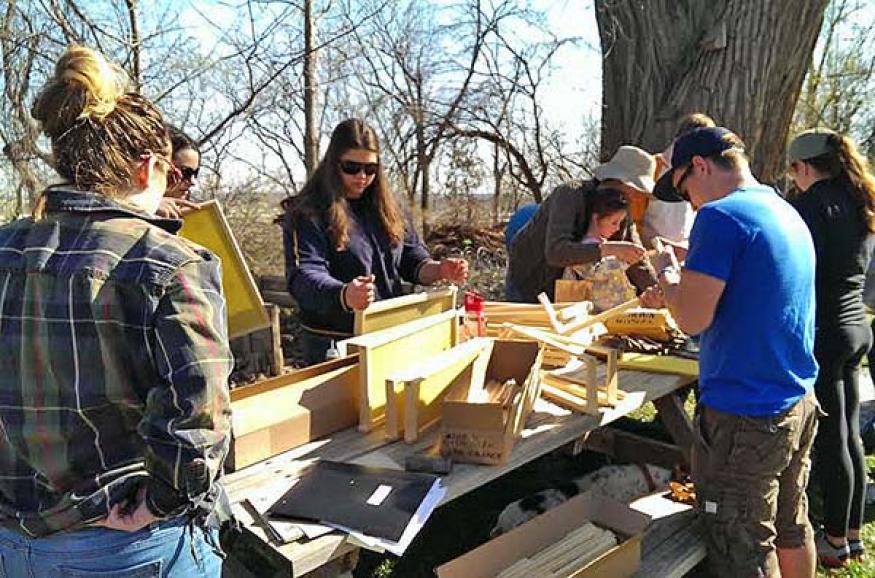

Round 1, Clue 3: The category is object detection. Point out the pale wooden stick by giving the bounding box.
[504,324,585,356]
[537,292,565,333]
[559,297,641,335]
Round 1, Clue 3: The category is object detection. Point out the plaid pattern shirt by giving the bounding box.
[0,189,233,537]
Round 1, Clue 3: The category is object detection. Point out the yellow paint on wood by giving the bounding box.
[354,287,457,335]
[179,200,269,338]
[341,310,459,431]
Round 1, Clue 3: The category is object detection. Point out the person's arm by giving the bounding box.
[543,185,602,267]
[622,220,658,291]
[657,265,726,335]
[284,215,350,314]
[141,254,233,518]
[398,215,469,285]
[653,207,744,335]
[155,197,201,219]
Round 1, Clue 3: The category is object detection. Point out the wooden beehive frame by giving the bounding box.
[540,346,621,415]
[353,286,457,335]
[384,338,490,442]
[339,309,459,432]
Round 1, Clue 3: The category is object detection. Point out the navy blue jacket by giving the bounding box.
[283,198,431,336]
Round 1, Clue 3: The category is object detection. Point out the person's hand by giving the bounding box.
[601,241,646,264]
[344,275,375,310]
[95,486,158,533]
[650,244,680,275]
[654,237,688,262]
[438,258,468,284]
[639,285,666,309]
[155,197,200,219]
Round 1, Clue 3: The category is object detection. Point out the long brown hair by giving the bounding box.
[31,45,169,209]
[283,118,405,249]
[804,133,875,233]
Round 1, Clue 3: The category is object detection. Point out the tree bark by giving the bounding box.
[124,0,141,91]
[596,0,829,183]
[303,0,319,176]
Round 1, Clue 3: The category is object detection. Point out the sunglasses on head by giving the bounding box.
[340,160,379,176]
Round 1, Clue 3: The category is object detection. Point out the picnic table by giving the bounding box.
[222,368,701,578]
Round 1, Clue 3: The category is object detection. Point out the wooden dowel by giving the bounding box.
[559,297,641,335]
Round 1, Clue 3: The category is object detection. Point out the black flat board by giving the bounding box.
[267,460,438,542]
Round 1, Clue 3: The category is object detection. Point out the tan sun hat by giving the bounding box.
[592,146,656,194]
[788,128,838,163]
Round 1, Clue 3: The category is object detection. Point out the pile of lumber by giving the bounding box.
[495,521,618,577]
[482,300,595,366]
[540,345,621,415]
[490,297,640,367]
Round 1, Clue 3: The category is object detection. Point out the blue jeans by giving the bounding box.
[0,516,221,577]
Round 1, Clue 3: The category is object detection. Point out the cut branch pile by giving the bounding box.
[425,224,507,259]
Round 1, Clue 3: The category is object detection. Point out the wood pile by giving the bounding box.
[482,300,595,367]
[495,521,618,578]
[425,224,506,259]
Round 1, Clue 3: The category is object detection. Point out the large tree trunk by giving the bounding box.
[596,0,829,183]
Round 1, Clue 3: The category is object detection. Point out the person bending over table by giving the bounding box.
[282,118,468,365]
[505,145,660,304]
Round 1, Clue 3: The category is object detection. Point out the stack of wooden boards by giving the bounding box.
[482,300,596,366]
[436,492,651,578]
[540,345,622,416]
[495,522,618,578]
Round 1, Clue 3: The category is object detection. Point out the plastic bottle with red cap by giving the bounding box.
[463,291,487,339]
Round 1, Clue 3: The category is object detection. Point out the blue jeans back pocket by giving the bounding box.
[59,560,161,578]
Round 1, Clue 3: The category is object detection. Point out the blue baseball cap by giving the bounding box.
[653,127,744,202]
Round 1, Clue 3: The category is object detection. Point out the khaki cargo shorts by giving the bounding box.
[692,393,819,578]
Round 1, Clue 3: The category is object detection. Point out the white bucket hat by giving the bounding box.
[592,146,656,194]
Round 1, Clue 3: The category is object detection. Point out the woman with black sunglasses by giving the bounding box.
[282,118,468,365]
[156,125,201,219]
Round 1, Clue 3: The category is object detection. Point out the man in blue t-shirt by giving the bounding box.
[651,127,820,578]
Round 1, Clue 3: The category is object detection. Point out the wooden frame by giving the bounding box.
[353,286,457,335]
[339,309,459,431]
[179,200,270,338]
[540,347,621,415]
[384,338,489,442]
[227,355,360,470]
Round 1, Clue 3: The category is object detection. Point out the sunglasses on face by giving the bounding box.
[178,166,199,182]
[674,164,694,202]
[339,160,379,176]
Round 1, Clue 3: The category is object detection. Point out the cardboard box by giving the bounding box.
[440,340,543,465]
[435,491,651,578]
[227,355,360,471]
